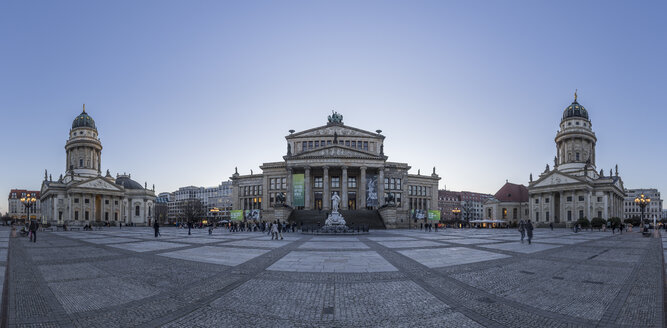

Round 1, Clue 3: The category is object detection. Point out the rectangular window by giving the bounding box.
[348,177,357,188]
[75,198,80,203]
[105,212,109,221]
[314,140,319,148]
[546,211,550,222]
[85,198,90,204]
[321,140,325,146]
[308,141,313,149]
[75,211,79,220]
[270,178,276,190]
[363,141,368,150]
[579,210,584,219]
[327,140,332,145]
[344,140,349,147]
[351,141,356,148]
[545,198,550,203]
[578,196,584,201]
[314,177,323,188]
[114,212,118,221]
[58,211,63,221]
[302,141,307,151]
[115,200,118,205]
[396,178,401,190]
[105,199,109,205]
[331,177,340,188]
[390,178,395,190]
[597,197,602,202]
[567,211,572,221]
[513,208,517,219]
[85,211,89,220]
[534,198,539,204]
[384,177,389,190]
[597,211,602,218]
[566,196,572,202]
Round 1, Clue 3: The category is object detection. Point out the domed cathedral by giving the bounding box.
[528,92,625,227]
[40,105,156,226]
[230,111,441,229]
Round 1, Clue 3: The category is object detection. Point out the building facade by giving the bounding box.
[438,190,461,221]
[528,93,625,227]
[231,112,440,228]
[8,189,41,221]
[623,189,663,222]
[483,182,529,225]
[165,181,233,222]
[438,190,492,221]
[40,106,156,226]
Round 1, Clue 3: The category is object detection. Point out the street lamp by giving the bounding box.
[20,193,37,224]
[634,194,650,232]
[452,208,461,228]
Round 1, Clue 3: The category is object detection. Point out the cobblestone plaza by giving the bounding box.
[3,228,665,327]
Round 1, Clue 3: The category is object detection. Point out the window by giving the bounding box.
[314,177,323,188]
[597,211,602,218]
[85,211,89,220]
[327,140,332,145]
[314,140,319,148]
[75,211,79,220]
[535,212,539,221]
[578,196,584,201]
[502,208,507,219]
[513,208,517,220]
[58,211,63,221]
[308,141,313,149]
[597,197,602,202]
[567,196,572,202]
[534,198,539,204]
[351,141,356,148]
[270,178,276,190]
[396,178,401,190]
[115,200,118,205]
[74,198,80,203]
[79,159,83,167]
[302,141,307,151]
[579,210,584,219]
[345,140,350,147]
[384,178,389,190]
[331,177,340,188]
[135,205,140,216]
[363,142,368,150]
[576,152,580,161]
[114,212,118,221]
[546,211,550,222]
[105,199,109,205]
[390,178,396,190]
[84,198,89,204]
[567,211,572,221]
[281,178,286,189]
[105,212,109,221]
[348,177,357,188]
[545,198,550,203]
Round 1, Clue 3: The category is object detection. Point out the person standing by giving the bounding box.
[271,221,278,240]
[153,220,160,238]
[29,220,38,243]
[526,220,534,244]
[187,221,192,235]
[518,219,526,244]
[277,220,284,240]
[549,222,553,231]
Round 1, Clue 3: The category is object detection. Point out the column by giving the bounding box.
[323,166,330,210]
[378,168,385,207]
[359,166,367,209]
[286,168,293,206]
[261,175,269,210]
[341,166,348,210]
[304,166,312,209]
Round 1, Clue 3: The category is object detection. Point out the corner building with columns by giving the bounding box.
[40,106,156,226]
[528,94,625,227]
[231,113,440,228]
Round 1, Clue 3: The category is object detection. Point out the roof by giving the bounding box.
[8,189,40,199]
[493,182,528,202]
[115,176,143,190]
[72,107,96,130]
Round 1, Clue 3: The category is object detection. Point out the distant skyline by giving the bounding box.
[1,1,666,213]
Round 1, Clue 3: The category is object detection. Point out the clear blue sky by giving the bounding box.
[1,0,665,213]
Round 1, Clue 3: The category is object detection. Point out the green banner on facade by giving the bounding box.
[292,174,305,207]
[230,210,243,221]
[428,210,441,221]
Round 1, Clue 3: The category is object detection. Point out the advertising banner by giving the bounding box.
[292,174,305,207]
[230,210,243,221]
[428,210,441,221]
[249,209,260,221]
[366,174,378,207]
[412,209,426,220]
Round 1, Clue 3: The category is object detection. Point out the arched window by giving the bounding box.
[135,205,140,216]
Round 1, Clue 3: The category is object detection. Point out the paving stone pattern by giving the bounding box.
[3,227,665,327]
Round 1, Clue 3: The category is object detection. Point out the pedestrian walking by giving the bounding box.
[271,221,278,240]
[526,220,534,244]
[277,220,284,240]
[549,222,553,231]
[153,220,160,238]
[29,220,38,243]
[187,221,192,235]
[518,219,526,243]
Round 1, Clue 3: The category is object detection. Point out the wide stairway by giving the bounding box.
[288,209,386,229]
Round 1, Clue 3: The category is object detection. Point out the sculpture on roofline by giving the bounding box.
[327,110,343,124]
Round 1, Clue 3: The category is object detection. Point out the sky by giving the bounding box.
[1,0,666,213]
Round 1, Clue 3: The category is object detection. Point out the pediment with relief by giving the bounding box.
[74,178,123,191]
[290,125,380,139]
[288,145,383,160]
[532,172,582,188]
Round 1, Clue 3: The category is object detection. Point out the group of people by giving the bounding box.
[518,219,534,244]
[419,222,439,232]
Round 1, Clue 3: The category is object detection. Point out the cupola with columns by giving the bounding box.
[554,91,597,175]
[65,104,103,178]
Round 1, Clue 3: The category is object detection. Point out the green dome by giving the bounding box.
[562,100,589,120]
[72,108,96,129]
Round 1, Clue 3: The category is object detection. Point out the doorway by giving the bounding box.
[554,193,560,223]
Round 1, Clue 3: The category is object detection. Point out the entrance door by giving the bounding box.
[95,195,102,221]
[348,192,356,210]
[314,192,323,210]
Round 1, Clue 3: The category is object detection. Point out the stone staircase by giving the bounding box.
[287,209,386,229]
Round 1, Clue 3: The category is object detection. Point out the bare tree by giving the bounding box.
[180,198,204,224]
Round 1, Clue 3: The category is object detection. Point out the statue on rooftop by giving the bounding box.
[327,110,343,124]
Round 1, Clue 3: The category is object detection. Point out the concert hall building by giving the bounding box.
[230,112,441,228]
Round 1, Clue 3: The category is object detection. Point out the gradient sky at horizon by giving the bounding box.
[1,0,666,213]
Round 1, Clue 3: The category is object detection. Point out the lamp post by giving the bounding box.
[452,208,461,228]
[20,193,37,225]
[634,194,650,232]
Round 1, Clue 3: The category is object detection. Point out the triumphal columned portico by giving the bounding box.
[231,112,440,228]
